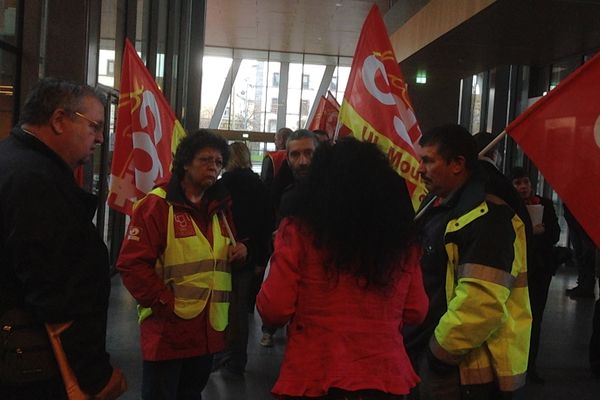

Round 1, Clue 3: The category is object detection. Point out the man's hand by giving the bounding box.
[94,367,127,400]
[228,242,248,264]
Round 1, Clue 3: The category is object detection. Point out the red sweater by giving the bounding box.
[257,219,428,397]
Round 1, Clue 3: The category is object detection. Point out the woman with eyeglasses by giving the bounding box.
[117,130,248,399]
[257,138,428,399]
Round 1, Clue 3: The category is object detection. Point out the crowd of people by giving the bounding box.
[1,77,599,400]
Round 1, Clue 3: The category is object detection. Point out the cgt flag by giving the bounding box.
[338,5,426,210]
[108,39,186,215]
[506,52,600,248]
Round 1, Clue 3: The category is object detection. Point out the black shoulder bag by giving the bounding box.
[0,308,59,385]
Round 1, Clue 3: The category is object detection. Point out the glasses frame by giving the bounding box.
[73,111,103,134]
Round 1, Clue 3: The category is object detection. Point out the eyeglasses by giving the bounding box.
[73,111,103,134]
[195,156,224,169]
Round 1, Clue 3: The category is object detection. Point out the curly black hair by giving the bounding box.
[293,137,417,289]
[172,129,229,179]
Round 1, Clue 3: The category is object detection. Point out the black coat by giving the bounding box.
[220,168,275,267]
[0,127,113,394]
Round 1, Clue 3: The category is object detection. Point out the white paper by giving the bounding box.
[526,204,544,226]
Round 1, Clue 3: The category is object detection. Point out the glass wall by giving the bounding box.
[200,46,352,133]
[0,0,20,139]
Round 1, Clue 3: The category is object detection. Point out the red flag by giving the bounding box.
[338,5,426,210]
[108,39,186,215]
[307,96,326,131]
[322,92,344,138]
[308,92,346,139]
[506,52,600,248]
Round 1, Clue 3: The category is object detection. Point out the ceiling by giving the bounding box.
[205,0,390,56]
[401,0,600,79]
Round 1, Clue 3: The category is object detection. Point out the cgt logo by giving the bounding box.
[132,90,165,193]
[361,54,418,149]
[127,226,142,241]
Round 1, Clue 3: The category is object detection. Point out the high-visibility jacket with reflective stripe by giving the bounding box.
[137,187,232,332]
[432,195,532,392]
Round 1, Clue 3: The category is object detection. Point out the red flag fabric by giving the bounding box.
[307,96,326,131]
[108,39,186,215]
[308,92,346,139]
[338,5,426,210]
[506,52,600,248]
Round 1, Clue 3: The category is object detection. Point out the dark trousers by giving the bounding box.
[569,218,597,289]
[528,270,553,371]
[591,287,600,375]
[0,378,66,400]
[408,349,525,400]
[142,354,213,400]
[227,267,254,369]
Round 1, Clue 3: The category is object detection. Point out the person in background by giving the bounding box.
[261,127,293,201]
[0,78,126,399]
[510,167,560,384]
[218,142,275,374]
[405,124,531,399]
[117,130,247,399]
[564,205,598,298]
[259,129,319,348]
[257,138,427,399]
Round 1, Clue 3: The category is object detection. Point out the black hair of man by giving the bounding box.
[419,124,478,171]
[19,77,106,126]
[172,129,230,179]
[277,127,293,141]
[509,166,528,181]
[286,129,319,152]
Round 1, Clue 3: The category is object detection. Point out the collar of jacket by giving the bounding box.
[419,166,488,220]
[12,126,74,178]
[164,173,231,216]
[11,127,99,220]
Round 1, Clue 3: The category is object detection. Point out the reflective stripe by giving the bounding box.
[210,291,231,303]
[513,272,528,288]
[430,336,463,365]
[460,365,494,385]
[498,373,526,391]
[458,263,515,289]
[172,285,230,302]
[446,201,488,234]
[163,259,229,279]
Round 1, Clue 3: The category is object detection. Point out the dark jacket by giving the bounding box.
[220,168,274,268]
[0,127,113,394]
[406,170,530,392]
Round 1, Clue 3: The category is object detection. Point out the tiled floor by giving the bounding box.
[107,265,600,399]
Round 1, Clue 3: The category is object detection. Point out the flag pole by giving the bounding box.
[332,118,342,143]
[220,210,237,246]
[479,130,507,157]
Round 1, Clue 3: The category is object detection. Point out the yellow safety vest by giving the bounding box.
[137,187,232,331]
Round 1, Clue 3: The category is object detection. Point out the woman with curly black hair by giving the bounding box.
[257,138,428,399]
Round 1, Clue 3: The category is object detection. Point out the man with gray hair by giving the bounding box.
[0,78,126,399]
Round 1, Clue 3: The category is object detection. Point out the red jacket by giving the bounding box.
[117,177,235,361]
[257,218,428,397]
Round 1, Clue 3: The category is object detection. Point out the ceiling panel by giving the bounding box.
[206,0,390,56]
